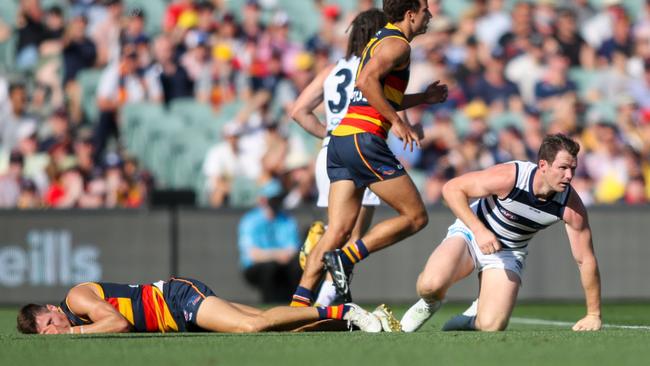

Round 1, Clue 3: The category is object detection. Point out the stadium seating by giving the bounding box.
[568,67,600,101]
[229,175,260,208]
[0,1,18,27]
[77,68,103,125]
[0,34,16,72]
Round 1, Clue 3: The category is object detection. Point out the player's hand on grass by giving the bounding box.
[572,314,601,331]
[423,81,448,104]
[391,118,421,152]
[475,227,501,255]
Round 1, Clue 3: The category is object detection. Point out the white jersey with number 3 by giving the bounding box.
[316,56,379,207]
[323,56,360,139]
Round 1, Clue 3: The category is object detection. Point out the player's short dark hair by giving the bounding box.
[383,0,422,23]
[537,134,580,164]
[346,9,387,59]
[17,304,47,334]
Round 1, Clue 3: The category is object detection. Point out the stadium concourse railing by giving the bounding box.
[0,205,649,305]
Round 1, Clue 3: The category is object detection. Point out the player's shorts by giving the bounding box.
[317,137,380,207]
[162,277,216,331]
[444,219,527,280]
[327,133,406,188]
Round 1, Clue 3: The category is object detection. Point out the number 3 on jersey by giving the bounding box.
[327,68,352,114]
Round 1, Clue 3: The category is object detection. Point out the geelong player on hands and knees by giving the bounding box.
[400,134,602,332]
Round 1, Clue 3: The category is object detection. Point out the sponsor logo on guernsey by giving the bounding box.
[191,295,201,306]
[378,166,396,176]
[499,207,518,221]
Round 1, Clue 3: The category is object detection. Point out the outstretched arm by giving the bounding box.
[400,81,448,110]
[290,64,334,139]
[564,189,602,331]
[442,163,517,255]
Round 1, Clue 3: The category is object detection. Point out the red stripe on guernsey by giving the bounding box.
[107,297,119,310]
[340,118,387,139]
[384,74,407,92]
[140,285,159,332]
[346,105,386,122]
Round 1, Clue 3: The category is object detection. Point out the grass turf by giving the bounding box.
[1,303,649,366]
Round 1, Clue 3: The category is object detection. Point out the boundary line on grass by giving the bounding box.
[510,317,650,330]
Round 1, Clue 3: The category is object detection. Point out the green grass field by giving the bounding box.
[1,303,649,366]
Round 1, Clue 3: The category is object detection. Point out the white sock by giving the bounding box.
[314,280,337,306]
[462,299,479,316]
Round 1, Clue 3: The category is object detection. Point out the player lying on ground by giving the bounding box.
[400,134,602,332]
[16,277,382,334]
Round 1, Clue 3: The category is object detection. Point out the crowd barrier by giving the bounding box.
[1,206,648,304]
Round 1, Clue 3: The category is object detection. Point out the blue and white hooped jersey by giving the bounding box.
[322,56,361,142]
[471,161,571,250]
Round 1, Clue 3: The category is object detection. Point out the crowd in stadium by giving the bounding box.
[0,0,649,209]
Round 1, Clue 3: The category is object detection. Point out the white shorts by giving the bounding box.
[316,139,380,208]
[445,219,527,280]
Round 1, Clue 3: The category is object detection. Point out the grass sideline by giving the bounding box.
[1,303,649,366]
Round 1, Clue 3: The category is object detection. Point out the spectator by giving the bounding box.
[0,82,40,154]
[202,123,261,207]
[62,15,97,85]
[92,0,123,66]
[38,108,72,153]
[534,53,577,111]
[15,0,47,71]
[17,178,42,208]
[0,152,24,207]
[554,8,594,68]
[629,59,650,108]
[470,48,521,112]
[94,44,147,162]
[237,179,301,303]
[145,35,194,104]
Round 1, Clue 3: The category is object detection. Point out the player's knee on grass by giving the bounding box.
[475,314,509,332]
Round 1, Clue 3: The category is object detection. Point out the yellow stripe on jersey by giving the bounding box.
[383,85,405,106]
[346,113,383,126]
[369,35,409,58]
[91,282,105,299]
[331,125,367,136]
[117,297,135,325]
[151,286,179,333]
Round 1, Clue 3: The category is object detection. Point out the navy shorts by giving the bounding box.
[164,277,216,331]
[327,133,406,188]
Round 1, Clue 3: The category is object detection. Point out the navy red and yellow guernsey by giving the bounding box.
[59,281,183,333]
[333,23,410,139]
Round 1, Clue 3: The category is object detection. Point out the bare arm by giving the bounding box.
[400,81,448,110]
[289,64,334,139]
[65,284,131,334]
[442,163,517,254]
[356,38,420,151]
[564,189,602,331]
[356,38,409,126]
